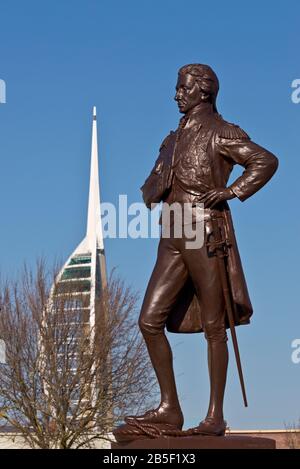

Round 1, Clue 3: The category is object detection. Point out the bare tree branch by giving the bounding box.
[0,261,157,448]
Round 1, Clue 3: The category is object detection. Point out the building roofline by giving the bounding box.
[228,429,300,434]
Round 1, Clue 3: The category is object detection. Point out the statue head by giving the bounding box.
[175,63,219,114]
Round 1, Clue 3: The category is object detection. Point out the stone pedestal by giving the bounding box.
[112,435,276,449]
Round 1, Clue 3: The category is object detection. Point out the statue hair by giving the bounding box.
[179,64,219,113]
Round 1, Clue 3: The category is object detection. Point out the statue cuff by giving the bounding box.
[228,185,246,202]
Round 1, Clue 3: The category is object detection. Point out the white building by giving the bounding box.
[53,106,107,336]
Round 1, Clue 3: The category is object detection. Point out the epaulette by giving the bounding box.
[159,131,175,150]
[217,119,250,140]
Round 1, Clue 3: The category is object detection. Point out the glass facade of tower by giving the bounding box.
[54,253,92,323]
[53,249,106,325]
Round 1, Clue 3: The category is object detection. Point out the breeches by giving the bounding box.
[139,231,227,343]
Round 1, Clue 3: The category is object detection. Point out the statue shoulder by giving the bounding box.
[159,130,176,150]
[214,115,250,141]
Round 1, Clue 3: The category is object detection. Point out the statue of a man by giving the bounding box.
[126,64,278,436]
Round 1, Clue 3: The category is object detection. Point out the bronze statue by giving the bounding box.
[116,64,278,442]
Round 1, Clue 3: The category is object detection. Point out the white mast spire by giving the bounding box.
[86,106,104,250]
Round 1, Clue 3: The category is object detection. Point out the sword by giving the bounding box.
[209,211,248,408]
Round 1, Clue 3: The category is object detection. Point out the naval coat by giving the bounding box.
[141,112,278,333]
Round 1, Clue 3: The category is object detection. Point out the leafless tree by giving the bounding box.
[284,420,300,449]
[0,262,157,448]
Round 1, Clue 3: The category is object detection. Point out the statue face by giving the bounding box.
[175,73,202,114]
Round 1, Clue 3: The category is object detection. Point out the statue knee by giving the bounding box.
[204,320,227,343]
[138,314,163,336]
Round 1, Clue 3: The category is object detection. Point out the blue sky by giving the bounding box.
[0,0,299,430]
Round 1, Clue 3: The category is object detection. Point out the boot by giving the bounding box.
[197,416,227,436]
[126,404,184,429]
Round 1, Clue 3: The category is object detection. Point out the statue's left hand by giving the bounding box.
[197,188,235,208]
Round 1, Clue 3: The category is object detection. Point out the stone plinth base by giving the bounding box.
[112,435,276,449]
